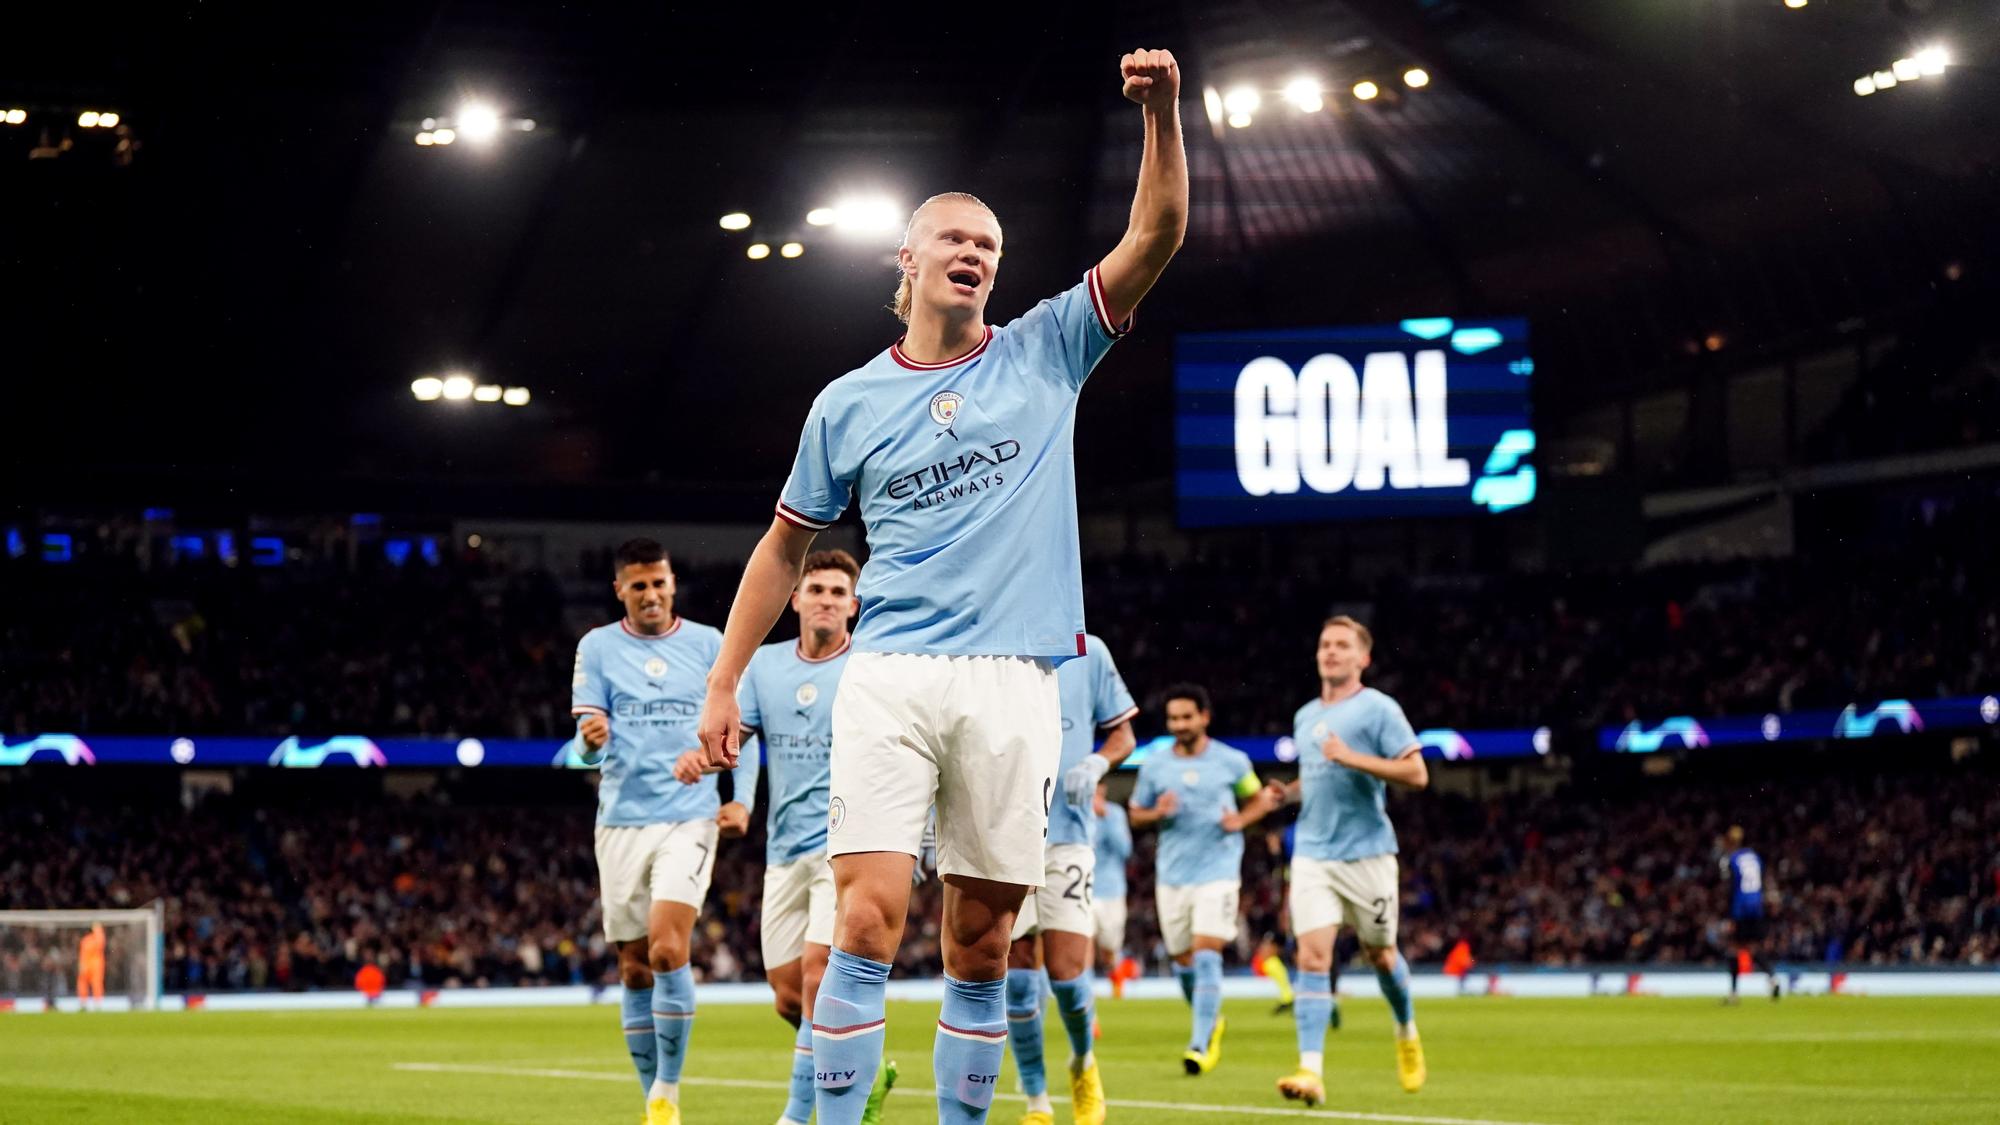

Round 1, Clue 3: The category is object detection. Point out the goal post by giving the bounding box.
[0,904,165,1011]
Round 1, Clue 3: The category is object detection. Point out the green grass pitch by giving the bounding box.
[3,994,1997,1123]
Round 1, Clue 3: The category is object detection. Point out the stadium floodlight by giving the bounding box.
[747,242,771,260]
[1222,86,1261,118]
[1403,68,1430,89]
[432,128,457,145]
[780,241,804,259]
[1784,0,1806,9]
[456,102,501,143]
[1227,112,1253,129]
[718,211,752,231]
[415,131,436,145]
[1283,77,1323,113]
[3,109,24,125]
[472,384,502,402]
[502,387,530,406]
[97,112,120,128]
[77,111,100,127]
[515,118,536,132]
[441,375,474,400]
[1916,46,1948,75]
[410,377,444,401]
[1872,70,1898,90]
[1891,58,1920,82]
[805,207,837,226]
[1202,86,1224,130]
[832,196,902,234]
[1853,76,1876,96]
[1353,80,1380,101]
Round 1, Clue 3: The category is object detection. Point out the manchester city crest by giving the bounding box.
[795,682,819,707]
[929,390,963,439]
[644,657,668,679]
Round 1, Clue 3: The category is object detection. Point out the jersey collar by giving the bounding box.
[795,635,852,664]
[889,324,992,370]
[620,616,682,639]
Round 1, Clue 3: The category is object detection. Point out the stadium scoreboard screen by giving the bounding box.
[1175,317,1535,526]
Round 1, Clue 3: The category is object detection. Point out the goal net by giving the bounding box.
[0,905,163,1011]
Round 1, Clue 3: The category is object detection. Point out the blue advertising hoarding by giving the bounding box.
[1176,317,1535,527]
[1,728,1551,769]
[1600,693,2000,752]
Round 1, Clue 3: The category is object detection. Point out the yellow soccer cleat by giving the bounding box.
[1396,1035,1427,1093]
[645,1094,680,1125]
[1182,1016,1226,1075]
[1069,1058,1107,1125]
[1018,1112,1055,1125]
[1277,1068,1326,1106]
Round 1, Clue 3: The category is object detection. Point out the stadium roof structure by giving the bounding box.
[6,1,1996,507]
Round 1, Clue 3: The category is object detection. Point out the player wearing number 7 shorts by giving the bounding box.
[572,539,758,1125]
[695,47,1187,1125]
[1004,634,1138,1125]
[1271,616,1430,1106]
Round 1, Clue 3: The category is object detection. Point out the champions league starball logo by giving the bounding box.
[929,390,963,440]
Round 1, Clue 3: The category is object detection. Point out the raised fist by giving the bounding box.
[1121,48,1181,109]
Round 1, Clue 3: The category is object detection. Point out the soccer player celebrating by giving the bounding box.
[1721,825,1781,1004]
[1004,633,1138,1125]
[695,48,1187,1125]
[573,539,757,1125]
[1129,683,1279,1076]
[1090,783,1134,998]
[1273,616,1429,1105]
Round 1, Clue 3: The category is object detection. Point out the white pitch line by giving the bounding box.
[392,1061,1557,1125]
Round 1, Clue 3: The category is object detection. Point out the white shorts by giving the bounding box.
[594,819,721,942]
[829,651,1060,887]
[761,852,837,968]
[1008,844,1098,941]
[1290,853,1400,948]
[1092,896,1128,953]
[1155,880,1240,957]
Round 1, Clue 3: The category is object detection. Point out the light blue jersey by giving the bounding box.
[1049,634,1139,847]
[1291,688,1420,862]
[774,268,1130,663]
[1132,739,1259,887]
[1093,803,1132,902]
[738,637,848,865]
[571,617,757,827]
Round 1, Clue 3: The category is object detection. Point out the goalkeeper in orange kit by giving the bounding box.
[77,923,106,1010]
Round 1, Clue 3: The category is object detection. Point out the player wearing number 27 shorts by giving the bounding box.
[1273,615,1430,1108]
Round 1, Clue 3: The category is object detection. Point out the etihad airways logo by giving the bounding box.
[886,439,1021,507]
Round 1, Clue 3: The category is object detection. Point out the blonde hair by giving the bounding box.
[891,191,1000,324]
[1323,615,1375,651]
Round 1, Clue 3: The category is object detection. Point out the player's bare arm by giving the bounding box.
[1323,735,1430,790]
[1096,47,1189,326]
[1129,788,1178,827]
[579,713,610,751]
[697,517,817,769]
[1221,782,1279,833]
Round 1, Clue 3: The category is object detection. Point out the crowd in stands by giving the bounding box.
[4,756,1995,1000]
[6,492,1996,744]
